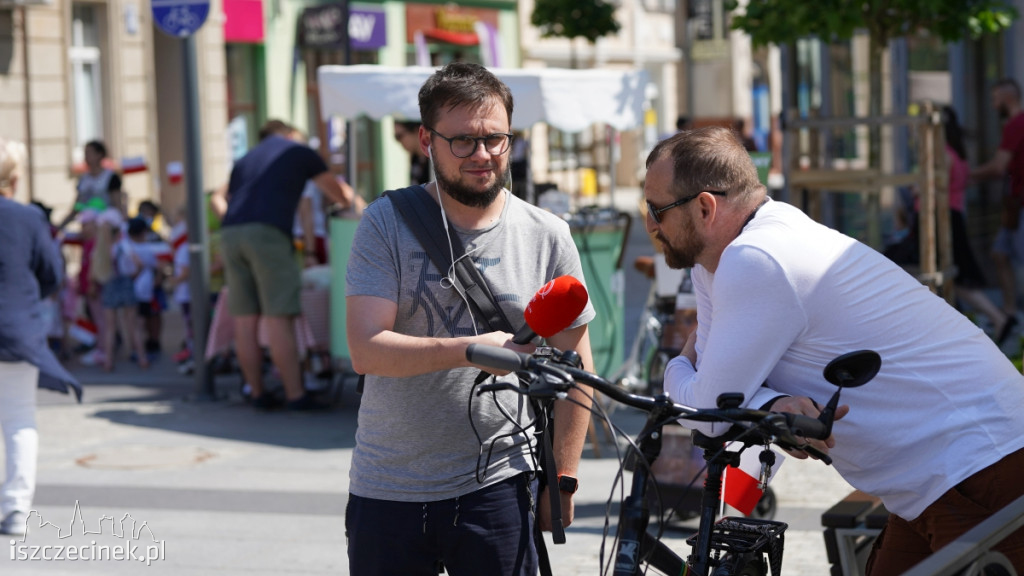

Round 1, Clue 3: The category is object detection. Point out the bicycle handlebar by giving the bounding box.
[467,344,833,454]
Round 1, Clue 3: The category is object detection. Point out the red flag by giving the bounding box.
[69,318,98,347]
[120,156,148,174]
[722,446,784,516]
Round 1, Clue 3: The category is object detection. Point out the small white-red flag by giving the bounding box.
[722,445,784,516]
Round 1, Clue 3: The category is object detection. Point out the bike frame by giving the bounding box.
[466,343,863,576]
[613,395,686,576]
[615,399,787,576]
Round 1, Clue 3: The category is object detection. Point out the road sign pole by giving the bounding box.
[182,33,216,400]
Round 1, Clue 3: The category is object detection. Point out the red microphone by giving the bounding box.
[512,276,589,344]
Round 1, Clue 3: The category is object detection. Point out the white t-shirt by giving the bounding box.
[664,198,1024,520]
[112,238,139,278]
[292,181,326,239]
[127,240,171,303]
[172,243,190,304]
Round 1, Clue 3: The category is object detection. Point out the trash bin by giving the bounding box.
[569,208,630,379]
[329,217,360,362]
[750,152,771,186]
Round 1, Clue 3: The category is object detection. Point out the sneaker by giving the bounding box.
[0,511,28,536]
[285,394,331,411]
[79,349,105,366]
[177,359,195,375]
[173,348,192,364]
[252,394,284,410]
[303,372,330,392]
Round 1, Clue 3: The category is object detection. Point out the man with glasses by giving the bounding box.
[650,127,1024,574]
[345,62,595,575]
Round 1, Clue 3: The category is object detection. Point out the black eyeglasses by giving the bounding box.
[427,128,514,158]
[646,190,728,224]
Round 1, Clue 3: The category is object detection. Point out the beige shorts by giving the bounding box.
[221,223,301,317]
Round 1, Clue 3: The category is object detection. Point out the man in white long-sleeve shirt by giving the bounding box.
[647,126,1024,574]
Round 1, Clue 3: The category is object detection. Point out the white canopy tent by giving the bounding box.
[317,65,650,133]
[317,65,650,202]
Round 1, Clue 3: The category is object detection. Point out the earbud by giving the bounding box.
[427,146,432,159]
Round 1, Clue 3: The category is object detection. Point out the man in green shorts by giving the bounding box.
[220,120,353,410]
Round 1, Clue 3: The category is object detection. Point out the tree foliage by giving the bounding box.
[724,0,1017,48]
[531,0,622,44]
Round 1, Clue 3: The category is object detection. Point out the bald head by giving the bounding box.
[646,126,766,208]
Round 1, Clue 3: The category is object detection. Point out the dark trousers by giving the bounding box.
[866,447,1024,574]
[346,474,539,576]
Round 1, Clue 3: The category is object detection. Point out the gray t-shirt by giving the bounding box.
[346,187,596,502]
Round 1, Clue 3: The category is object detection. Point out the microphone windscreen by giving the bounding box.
[523,276,589,338]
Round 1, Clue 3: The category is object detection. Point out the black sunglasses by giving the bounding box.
[646,190,728,224]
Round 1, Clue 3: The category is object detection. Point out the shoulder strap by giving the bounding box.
[385,186,517,335]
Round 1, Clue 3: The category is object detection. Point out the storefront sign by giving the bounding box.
[223,0,265,43]
[405,3,499,46]
[298,4,387,50]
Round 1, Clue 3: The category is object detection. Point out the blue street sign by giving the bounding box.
[152,0,210,38]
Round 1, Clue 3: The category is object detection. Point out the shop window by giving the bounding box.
[69,3,107,165]
[302,48,379,200]
[548,127,603,194]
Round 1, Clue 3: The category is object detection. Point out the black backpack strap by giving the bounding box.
[385,186,517,335]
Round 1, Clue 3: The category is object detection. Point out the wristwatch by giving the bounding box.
[557,474,579,495]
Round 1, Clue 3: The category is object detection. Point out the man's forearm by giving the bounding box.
[552,388,592,476]
[299,198,316,253]
[547,325,594,476]
[349,330,476,377]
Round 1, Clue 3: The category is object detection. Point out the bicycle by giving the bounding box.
[610,256,682,397]
[467,344,881,576]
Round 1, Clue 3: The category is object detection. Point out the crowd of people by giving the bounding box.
[2,122,362,397]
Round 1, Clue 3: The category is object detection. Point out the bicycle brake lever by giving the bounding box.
[764,414,834,465]
[799,444,833,465]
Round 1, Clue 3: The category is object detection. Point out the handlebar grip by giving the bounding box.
[466,344,529,373]
[784,413,829,440]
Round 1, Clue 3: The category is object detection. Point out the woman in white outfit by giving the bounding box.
[0,138,81,536]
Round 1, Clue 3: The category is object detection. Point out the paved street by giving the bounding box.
[4,361,854,575]
[1,191,857,575]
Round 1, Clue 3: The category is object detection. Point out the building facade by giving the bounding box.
[518,0,681,192]
[0,0,228,221]
[222,0,519,201]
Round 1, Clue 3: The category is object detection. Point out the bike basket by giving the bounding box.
[686,517,787,576]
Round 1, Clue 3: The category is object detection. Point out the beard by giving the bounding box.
[434,162,506,209]
[660,211,705,269]
[997,104,1010,120]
